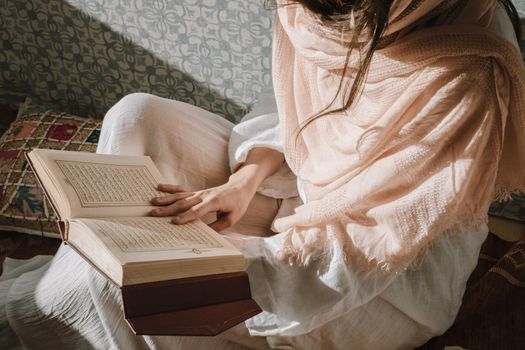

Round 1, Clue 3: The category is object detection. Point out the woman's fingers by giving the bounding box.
[172,199,221,225]
[157,183,186,193]
[149,197,202,217]
[151,192,192,205]
[273,214,297,232]
[208,213,235,232]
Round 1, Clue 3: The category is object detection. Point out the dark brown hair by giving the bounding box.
[266,0,522,135]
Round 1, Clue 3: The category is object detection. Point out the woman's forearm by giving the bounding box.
[229,147,285,192]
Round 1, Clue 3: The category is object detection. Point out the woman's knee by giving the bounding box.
[103,92,159,126]
[98,93,161,153]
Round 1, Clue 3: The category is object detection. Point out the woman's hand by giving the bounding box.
[150,147,285,231]
[149,176,257,232]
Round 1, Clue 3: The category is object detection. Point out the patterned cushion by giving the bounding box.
[0,0,273,122]
[0,111,101,237]
[489,193,525,222]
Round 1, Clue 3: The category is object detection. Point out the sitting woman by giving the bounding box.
[3,0,525,349]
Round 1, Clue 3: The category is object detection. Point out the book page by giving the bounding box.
[81,217,223,253]
[56,160,162,207]
[28,149,166,219]
[68,217,245,285]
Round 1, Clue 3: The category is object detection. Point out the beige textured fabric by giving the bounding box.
[272,0,525,270]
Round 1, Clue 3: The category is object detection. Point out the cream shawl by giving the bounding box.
[272,0,525,271]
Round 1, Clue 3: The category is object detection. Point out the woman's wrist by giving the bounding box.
[228,164,265,194]
[229,147,285,194]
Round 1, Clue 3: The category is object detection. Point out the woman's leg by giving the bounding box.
[6,244,149,350]
[97,92,233,191]
[98,92,279,236]
[6,94,276,350]
[94,93,275,348]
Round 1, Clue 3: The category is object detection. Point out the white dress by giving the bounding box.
[2,6,518,349]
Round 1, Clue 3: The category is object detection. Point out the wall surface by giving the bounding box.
[516,0,525,14]
[0,0,273,121]
[0,1,524,121]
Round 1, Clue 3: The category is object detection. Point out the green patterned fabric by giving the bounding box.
[0,0,273,122]
[489,193,525,222]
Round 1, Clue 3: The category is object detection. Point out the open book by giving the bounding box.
[27,149,245,287]
[27,149,260,335]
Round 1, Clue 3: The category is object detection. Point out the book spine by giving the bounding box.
[25,153,69,240]
[125,299,262,336]
[121,272,253,318]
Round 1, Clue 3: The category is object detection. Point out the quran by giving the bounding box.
[27,149,261,335]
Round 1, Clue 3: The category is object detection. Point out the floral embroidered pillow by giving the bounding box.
[0,111,101,238]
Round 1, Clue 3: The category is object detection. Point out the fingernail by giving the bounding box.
[172,216,181,223]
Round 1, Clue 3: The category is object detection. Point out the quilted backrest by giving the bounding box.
[0,0,273,122]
